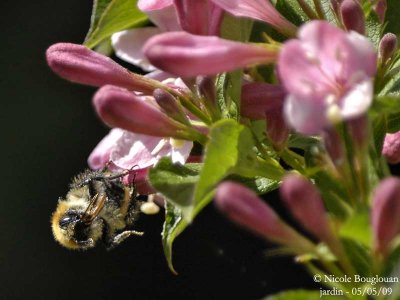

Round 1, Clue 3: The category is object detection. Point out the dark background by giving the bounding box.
[1,1,317,299]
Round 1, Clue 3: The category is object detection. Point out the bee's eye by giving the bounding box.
[59,214,79,229]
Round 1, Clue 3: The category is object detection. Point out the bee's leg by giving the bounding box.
[105,230,144,251]
[125,191,144,226]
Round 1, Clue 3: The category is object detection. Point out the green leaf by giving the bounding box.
[148,159,201,210]
[371,113,387,154]
[262,290,321,300]
[339,211,372,247]
[162,201,187,274]
[385,1,400,34]
[387,114,400,133]
[149,160,207,273]
[275,0,308,26]
[84,0,148,49]
[382,245,400,277]
[192,119,283,221]
[373,95,400,115]
[365,10,383,47]
[275,0,336,26]
[226,175,280,195]
[288,134,320,150]
[341,238,372,277]
[216,15,253,119]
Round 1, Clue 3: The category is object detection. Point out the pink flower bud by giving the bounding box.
[266,110,289,151]
[215,181,313,250]
[153,88,190,125]
[379,33,398,64]
[372,177,400,255]
[174,0,223,35]
[280,174,333,243]
[93,85,185,137]
[374,0,387,23]
[197,76,216,105]
[143,32,277,77]
[348,115,369,148]
[340,0,365,34]
[322,129,344,164]
[241,83,285,120]
[46,43,157,94]
[382,132,400,164]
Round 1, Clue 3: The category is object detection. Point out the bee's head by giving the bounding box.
[51,200,101,250]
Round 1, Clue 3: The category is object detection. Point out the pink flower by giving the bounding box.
[382,132,400,164]
[278,21,377,134]
[211,0,296,36]
[88,128,193,194]
[144,31,278,77]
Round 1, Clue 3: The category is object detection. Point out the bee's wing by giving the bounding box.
[80,193,106,224]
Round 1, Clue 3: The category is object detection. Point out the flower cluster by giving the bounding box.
[47,0,400,298]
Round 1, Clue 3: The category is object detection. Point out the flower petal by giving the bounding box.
[87,128,125,169]
[112,28,161,71]
[211,0,296,36]
[111,132,162,169]
[340,79,372,119]
[138,0,173,11]
[170,140,193,164]
[284,94,327,134]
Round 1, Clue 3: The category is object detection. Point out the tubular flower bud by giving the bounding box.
[215,181,314,251]
[379,33,398,65]
[197,76,216,105]
[46,43,158,94]
[374,0,387,23]
[143,31,278,77]
[322,129,344,164]
[210,0,297,37]
[93,85,186,138]
[340,0,365,34]
[348,115,369,148]
[382,132,400,164]
[372,177,400,255]
[266,110,289,151]
[153,88,190,125]
[280,174,334,243]
[241,83,285,120]
[196,76,219,118]
[173,0,223,36]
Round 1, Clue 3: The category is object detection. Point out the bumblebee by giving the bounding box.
[51,168,143,250]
